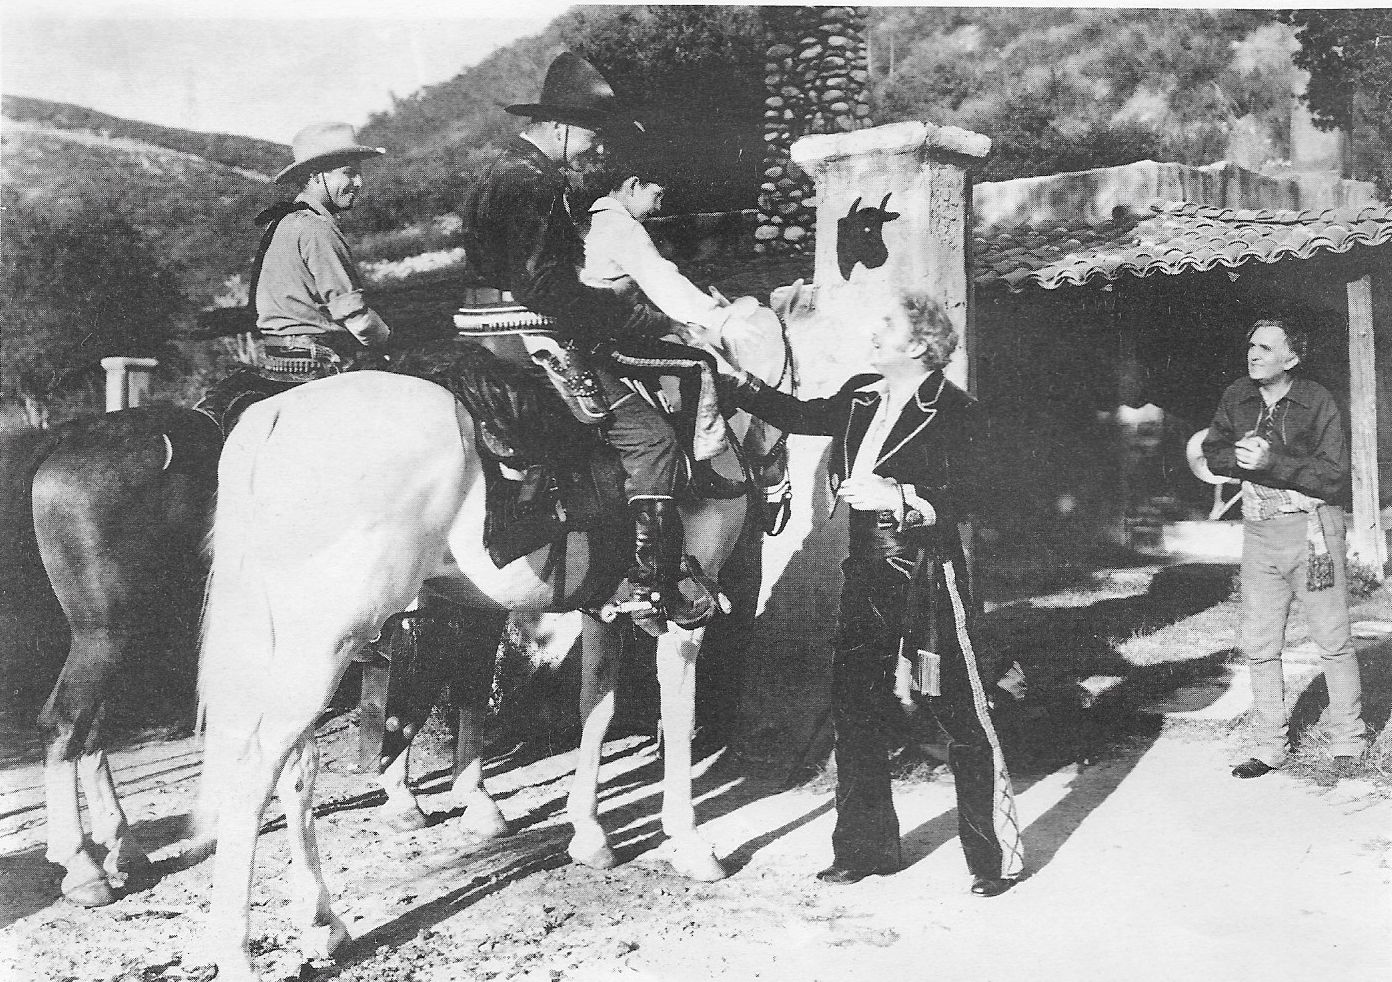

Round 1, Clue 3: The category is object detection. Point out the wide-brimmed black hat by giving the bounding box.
[506,52,633,132]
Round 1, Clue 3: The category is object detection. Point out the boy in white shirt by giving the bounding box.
[581,145,759,490]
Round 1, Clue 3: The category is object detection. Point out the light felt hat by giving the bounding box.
[1187,429,1238,485]
[274,122,385,185]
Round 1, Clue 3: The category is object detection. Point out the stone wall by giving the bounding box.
[756,6,872,256]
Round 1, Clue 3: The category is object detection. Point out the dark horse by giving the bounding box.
[29,405,222,906]
[25,368,297,907]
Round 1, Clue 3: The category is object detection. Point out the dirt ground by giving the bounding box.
[3,564,1391,982]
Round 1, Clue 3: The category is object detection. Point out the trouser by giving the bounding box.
[830,556,1022,878]
[590,347,686,501]
[604,337,727,464]
[1239,506,1366,765]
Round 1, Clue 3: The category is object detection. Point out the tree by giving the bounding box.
[566,5,769,213]
[1281,9,1392,194]
[0,192,187,425]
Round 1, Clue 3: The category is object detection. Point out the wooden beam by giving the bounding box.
[1346,274,1386,576]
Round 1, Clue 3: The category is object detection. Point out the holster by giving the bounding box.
[528,338,618,425]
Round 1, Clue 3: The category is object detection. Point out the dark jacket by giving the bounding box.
[736,368,1001,682]
[457,137,670,343]
[1201,376,1349,504]
[735,370,986,552]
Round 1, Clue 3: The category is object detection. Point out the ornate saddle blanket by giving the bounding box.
[392,340,628,572]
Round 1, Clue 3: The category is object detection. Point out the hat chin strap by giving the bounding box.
[318,172,346,214]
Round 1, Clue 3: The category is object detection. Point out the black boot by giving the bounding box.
[628,496,704,628]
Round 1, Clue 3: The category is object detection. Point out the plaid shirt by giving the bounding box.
[1239,397,1325,520]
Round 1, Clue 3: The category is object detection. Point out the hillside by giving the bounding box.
[1,95,287,176]
[351,6,1308,225]
[2,103,285,303]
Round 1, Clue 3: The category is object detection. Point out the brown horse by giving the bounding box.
[29,406,222,906]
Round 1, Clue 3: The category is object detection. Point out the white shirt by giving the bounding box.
[848,377,937,525]
[581,196,732,335]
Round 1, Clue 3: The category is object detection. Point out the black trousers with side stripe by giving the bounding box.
[830,555,1008,878]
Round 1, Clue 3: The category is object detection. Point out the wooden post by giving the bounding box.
[1345,275,1386,576]
[100,357,159,411]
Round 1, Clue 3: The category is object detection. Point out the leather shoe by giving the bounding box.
[970,876,1014,898]
[815,862,896,885]
[1231,758,1275,779]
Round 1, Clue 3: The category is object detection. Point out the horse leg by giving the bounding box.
[448,609,510,841]
[654,625,726,881]
[78,746,152,891]
[276,734,350,962]
[566,613,620,869]
[38,629,123,907]
[203,737,280,982]
[42,744,112,907]
[204,658,354,982]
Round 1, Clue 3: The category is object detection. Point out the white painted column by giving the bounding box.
[101,357,158,412]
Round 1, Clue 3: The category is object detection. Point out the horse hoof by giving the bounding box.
[61,851,118,907]
[63,872,118,907]
[567,838,619,870]
[380,805,430,833]
[104,841,153,891]
[661,839,728,882]
[303,916,351,961]
[462,802,511,841]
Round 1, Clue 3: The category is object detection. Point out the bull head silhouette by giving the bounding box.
[836,193,900,280]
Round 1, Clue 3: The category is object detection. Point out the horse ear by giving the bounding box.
[845,197,861,217]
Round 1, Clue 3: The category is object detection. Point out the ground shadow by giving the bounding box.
[0,811,196,928]
[1289,636,1392,756]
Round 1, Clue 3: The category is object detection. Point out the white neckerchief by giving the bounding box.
[849,373,929,479]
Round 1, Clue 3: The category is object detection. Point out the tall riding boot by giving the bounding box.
[629,496,702,627]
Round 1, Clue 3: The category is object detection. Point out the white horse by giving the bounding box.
[194,316,791,982]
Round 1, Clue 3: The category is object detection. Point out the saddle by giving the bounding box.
[193,368,303,436]
[392,340,628,576]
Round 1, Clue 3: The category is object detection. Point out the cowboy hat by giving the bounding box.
[506,52,633,132]
[274,122,386,185]
[1187,429,1239,485]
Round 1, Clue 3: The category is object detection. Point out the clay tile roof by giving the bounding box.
[973,201,1392,292]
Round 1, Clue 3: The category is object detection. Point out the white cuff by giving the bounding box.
[899,484,937,528]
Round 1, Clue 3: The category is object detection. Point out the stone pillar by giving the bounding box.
[101,357,158,411]
[787,120,991,393]
[756,5,872,256]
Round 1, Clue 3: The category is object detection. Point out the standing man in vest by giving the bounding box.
[1203,316,1366,778]
[458,52,699,625]
[257,121,393,377]
[720,292,1025,897]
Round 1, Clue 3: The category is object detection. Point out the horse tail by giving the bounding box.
[194,400,279,840]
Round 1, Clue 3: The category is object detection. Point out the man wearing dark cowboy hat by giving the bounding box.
[256,121,393,377]
[458,51,701,625]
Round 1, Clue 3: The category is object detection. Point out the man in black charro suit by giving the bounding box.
[721,291,1025,897]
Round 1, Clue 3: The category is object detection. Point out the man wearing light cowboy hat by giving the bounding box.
[255,121,392,376]
[1202,315,1367,779]
[458,52,706,626]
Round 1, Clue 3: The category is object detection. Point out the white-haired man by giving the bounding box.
[722,292,1025,898]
